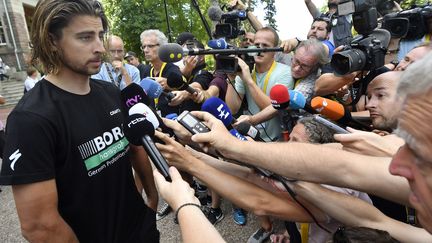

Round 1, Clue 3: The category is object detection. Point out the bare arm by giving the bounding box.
[154,167,225,243]
[191,111,411,206]
[314,72,357,96]
[12,179,79,242]
[294,182,432,243]
[304,0,321,19]
[230,0,263,31]
[225,79,243,114]
[130,145,158,211]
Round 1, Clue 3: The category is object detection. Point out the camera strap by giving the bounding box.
[252,61,277,94]
[105,63,122,88]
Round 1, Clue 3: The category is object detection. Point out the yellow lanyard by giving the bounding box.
[150,62,167,78]
[252,61,277,94]
[294,79,303,88]
[425,34,431,43]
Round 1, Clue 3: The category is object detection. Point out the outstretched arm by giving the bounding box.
[294,181,432,243]
[190,111,411,206]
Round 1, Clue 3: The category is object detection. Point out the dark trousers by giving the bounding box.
[0,74,9,81]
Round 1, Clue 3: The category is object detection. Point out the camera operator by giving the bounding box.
[225,27,292,141]
[236,39,329,127]
[304,0,353,47]
[189,52,432,235]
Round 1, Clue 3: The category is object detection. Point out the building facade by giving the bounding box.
[0,0,37,71]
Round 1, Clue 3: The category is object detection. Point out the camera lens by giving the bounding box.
[331,48,366,75]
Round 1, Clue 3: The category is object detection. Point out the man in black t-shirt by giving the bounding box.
[0,1,159,242]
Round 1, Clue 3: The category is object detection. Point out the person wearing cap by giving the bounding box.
[124,51,146,79]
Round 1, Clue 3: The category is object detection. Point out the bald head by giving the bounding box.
[108,35,125,61]
[366,71,403,131]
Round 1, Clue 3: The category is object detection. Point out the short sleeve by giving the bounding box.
[0,111,57,185]
[234,76,246,95]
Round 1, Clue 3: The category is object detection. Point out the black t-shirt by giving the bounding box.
[0,79,158,243]
[179,69,213,113]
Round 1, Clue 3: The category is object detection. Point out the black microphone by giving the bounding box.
[236,122,265,142]
[208,0,223,22]
[124,113,171,181]
[120,83,152,110]
[128,102,175,138]
[158,43,284,63]
[167,71,197,94]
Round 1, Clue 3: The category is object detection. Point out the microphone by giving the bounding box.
[208,38,230,49]
[123,113,171,181]
[140,78,175,101]
[167,71,197,94]
[165,113,178,120]
[120,83,152,110]
[201,97,235,128]
[128,102,175,137]
[158,43,283,63]
[229,129,248,141]
[288,90,317,114]
[270,84,290,110]
[236,122,265,142]
[208,0,223,22]
[311,97,372,131]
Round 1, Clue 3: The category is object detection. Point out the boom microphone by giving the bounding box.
[140,78,175,101]
[167,71,197,94]
[123,113,171,181]
[208,5,223,22]
[158,43,283,63]
[311,97,372,131]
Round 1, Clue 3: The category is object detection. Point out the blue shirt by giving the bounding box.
[322,40,335,58]
[92,63,140,90]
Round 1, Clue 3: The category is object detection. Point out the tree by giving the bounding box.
[263,0,278,30]
[400,0,429,9]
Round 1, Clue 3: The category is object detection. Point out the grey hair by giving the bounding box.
[297,116,336,144]
[397,52,432,99]
[296,38,329,66]
[140,29,168,45]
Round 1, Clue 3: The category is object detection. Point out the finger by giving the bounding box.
[153,169,167,190]
[168,166,183,181]
[346,127,359,133]
[190,111,218,126]
[154,131,173,144]
[334,133,356,142]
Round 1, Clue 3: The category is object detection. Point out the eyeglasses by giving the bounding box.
[292,56,314,72]
[109,49,124,54]
[140,44,159,50]
[242,38,254,42]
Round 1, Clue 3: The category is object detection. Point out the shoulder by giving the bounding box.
[274,62,292,76]
[125,63,139,73]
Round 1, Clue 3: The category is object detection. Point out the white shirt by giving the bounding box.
[24,76,39,91]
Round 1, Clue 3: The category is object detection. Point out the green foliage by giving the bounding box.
[400,0,429,9]
[262,0,278,30]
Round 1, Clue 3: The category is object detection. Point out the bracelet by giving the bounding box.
[174,203,202,224]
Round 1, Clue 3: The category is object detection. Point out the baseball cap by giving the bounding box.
[176,32,195,46]
[124,51,137,59]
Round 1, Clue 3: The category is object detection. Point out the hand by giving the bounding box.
[236,57,252,84]
[280,38,298,53]
[183,56,199,72]
[111,60,126,75]
[191,89,209,104]
[168,90,191,106]
[161,117,193,145]
[153,167,200,211]
[189,111,239,154]
[233,115,253,126]
[334,127,404,157]
[229,0,247,10]
[154,131,201,172]
[155,77,169,90]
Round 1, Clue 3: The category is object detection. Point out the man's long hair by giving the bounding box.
[30,0,109,74]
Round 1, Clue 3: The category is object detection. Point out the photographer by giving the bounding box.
[225,27,292,142]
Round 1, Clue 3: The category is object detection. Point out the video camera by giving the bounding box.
[331,0,388,75]
[382,4,432,40]
[214,9,247,39]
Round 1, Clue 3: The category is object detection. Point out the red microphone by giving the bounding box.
[270,84,290,110]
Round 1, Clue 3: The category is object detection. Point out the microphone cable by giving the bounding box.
[270,174,331,234]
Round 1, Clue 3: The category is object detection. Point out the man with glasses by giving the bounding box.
[92,35,140,90]
[140,29,183,116]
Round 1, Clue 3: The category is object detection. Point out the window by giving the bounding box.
[0,18,7,45]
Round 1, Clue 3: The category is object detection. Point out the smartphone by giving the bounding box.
[177,110,210,134]
[313,115,350,134]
